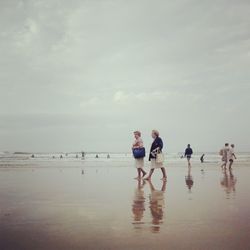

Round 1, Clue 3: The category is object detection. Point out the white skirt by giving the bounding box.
[135,158,144,169]
[150,158,163,169]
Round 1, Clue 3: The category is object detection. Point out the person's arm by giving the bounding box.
[233,153,237,159]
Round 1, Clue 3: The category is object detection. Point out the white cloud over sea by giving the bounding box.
[0,0,250,152]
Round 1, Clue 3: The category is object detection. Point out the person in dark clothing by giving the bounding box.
[184,144,193,166]
[144,130,167,181]
[200,154,205,163]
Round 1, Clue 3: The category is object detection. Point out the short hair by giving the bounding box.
[187,144,190,147]
[152,130,159,137]
[225,143,229,146]
[231,144,235,147]
[134,131,141,137]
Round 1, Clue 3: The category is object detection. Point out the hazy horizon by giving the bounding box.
[1,0,250,153]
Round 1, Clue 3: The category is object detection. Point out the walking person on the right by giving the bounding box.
[228,144,237,170]
[144,130,167,181]
[184,144,193,167]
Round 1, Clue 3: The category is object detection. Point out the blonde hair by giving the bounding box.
[133,131,141,137]
[152,130,159,137]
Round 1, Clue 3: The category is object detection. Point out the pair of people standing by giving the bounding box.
[132,130,167,181]
[220,143,236,170]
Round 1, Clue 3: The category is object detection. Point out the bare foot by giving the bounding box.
[161,177,167,181]
[134,177,140,180]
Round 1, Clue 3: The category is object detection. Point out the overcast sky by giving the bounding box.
[0,0,250,153]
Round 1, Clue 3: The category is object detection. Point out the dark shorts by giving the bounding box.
[229,159,234,162]
[187,155,191,159]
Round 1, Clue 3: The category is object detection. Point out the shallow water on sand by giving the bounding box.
[0,164,250,250]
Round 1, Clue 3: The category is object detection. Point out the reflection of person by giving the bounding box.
[185,167,194,191]
[220,143,230,169]
[132,179,146,227]
[148,180,166,233]
[228,144,237,170]
[184,144,193,166]
[220,169,237,194]
[145,130,167,181]
[132,131,147,179]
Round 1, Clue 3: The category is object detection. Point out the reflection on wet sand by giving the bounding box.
[131,180,166,233]
[185,166,194,192]
[132,179,146,229]
[220,169,237,195]
[148,180,166,233]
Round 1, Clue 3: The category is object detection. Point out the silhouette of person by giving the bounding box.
[200,154,205,163]
[148,180,166,233]
[132,179,146,229]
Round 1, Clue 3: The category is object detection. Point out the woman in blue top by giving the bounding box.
[144,130,167,181]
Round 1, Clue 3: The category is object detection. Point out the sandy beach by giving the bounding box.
[0,155,250,250]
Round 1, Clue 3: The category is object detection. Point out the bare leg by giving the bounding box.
[160,168,167,181]
[229,161,233,170]
[134,168,141,179]
[140,168,147,178]
[144,169,154,180]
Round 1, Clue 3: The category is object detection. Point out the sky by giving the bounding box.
[0,0,250,153]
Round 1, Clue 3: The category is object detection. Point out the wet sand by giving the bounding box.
[1,163,250,250]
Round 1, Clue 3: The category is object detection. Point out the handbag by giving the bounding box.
[156,152,164,163]
[132,147,146,159]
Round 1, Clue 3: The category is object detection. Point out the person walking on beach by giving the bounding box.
[220,143,230,169]
[132,131,147,179]
[228,144,237,170]
[144,130,167,181]
[184,144,193,166]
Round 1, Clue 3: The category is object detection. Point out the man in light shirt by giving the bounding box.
[228,144,237,170]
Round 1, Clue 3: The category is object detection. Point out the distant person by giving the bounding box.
[76,154,78,158]
[200,154,205,163]
[132,131,147,179]
[220,143,230,169]
[60,155,63,159]
[144,130,167,181]
[184,144,193,166]
[31,154,35,158]
[228,144,237,170]
[81,152,85,158]
[95,154,99,158]
[107,154,110,159]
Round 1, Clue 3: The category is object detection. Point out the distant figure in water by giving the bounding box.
[185,166,194,191]
[95,154,99,158]
[76,154,78,158]
[107,154,110,159]
[31,154,35,158]
[52,156,55,159]
[200,154,205,163]
[60,155,63,159]
[184,144,193,166]
[81,152,85,158]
